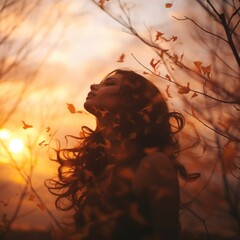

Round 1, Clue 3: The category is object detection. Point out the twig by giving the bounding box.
[184,110,240,142]
[184,206,211,239]
[207,0,240,66]
[228,7,240,26]
[131,53,240,105]
[172,15,227,43]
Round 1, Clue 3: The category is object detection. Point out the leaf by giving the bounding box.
[165,74,171,82]
[143,71,149,75]
[76,110,84,114]
[46,127,50,132]
[191,92,198,99]
[98,0,106,9]
[117,53,125,63]
[180,53,184,62]
[165,3,173,8]
[166,85,173,98]
[172,54,179,63]
[0,199,9,207]
[193,61,202,73]
[159,49,169,58]
[155,31,164,41]
[36,203,46,211]
[29,194,35,201]
[171,36,177,41]
[38,140,46,147]
[201,64,211,77]
[150,58,161,71]
[178,82,190,94]
[67,103,76,113]
[22,121,33,129]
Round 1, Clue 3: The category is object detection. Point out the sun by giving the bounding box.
[9,138,24,154]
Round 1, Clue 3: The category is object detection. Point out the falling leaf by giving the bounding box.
[178,82,190,94]
[29,194,35,201]
[22,121,33,129]
[191,92,198,99]
[166,85,173,98]
[67,103,76,113]
[76,110,84,114]
[38,140,46,147]
[170,64,175,70]
[155,31,164,41]
[159,49,169,58]
[46,127,50,132]
[172,54,179,63]
[143,71,149,75]
[150,58,161,71]
[171,36,177,41]
[165,74,171,82]
[165,3,173,8]
[36,203,46,211]
[98,0,107,9]
[180,53,184,62]
[0,199,9,207]
[201,64,211,78]
[193,61,202,73]
[117,53,125,63]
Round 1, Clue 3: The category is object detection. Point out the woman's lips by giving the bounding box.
[86,92,96,99]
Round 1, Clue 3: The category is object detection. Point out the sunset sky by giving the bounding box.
[1,0,238,236]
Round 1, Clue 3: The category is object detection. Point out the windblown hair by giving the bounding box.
[45,69,199,221]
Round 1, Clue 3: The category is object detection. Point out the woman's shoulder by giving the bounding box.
[141,151,175,172]
[132,151,177,196]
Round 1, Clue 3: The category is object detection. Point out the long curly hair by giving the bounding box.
[45,69,199,222]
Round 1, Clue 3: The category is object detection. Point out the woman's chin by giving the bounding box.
[84,101,96,115]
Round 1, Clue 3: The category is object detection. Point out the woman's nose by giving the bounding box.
[90,84,98,91]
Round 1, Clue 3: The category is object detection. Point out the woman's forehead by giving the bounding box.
[100,73,124,84]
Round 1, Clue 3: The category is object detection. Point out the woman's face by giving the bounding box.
[84,73,123,116]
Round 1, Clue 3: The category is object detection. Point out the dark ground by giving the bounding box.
[1,230,239,240]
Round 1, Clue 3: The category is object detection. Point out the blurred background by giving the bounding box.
[0,0,239,239]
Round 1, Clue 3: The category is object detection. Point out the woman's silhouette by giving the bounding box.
[47,69,199,240]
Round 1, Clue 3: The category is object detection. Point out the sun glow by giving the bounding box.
[9,138,24,154]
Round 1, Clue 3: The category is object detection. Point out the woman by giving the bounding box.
[47,69,199,240]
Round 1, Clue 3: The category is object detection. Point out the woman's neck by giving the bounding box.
[97,125,140,165]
